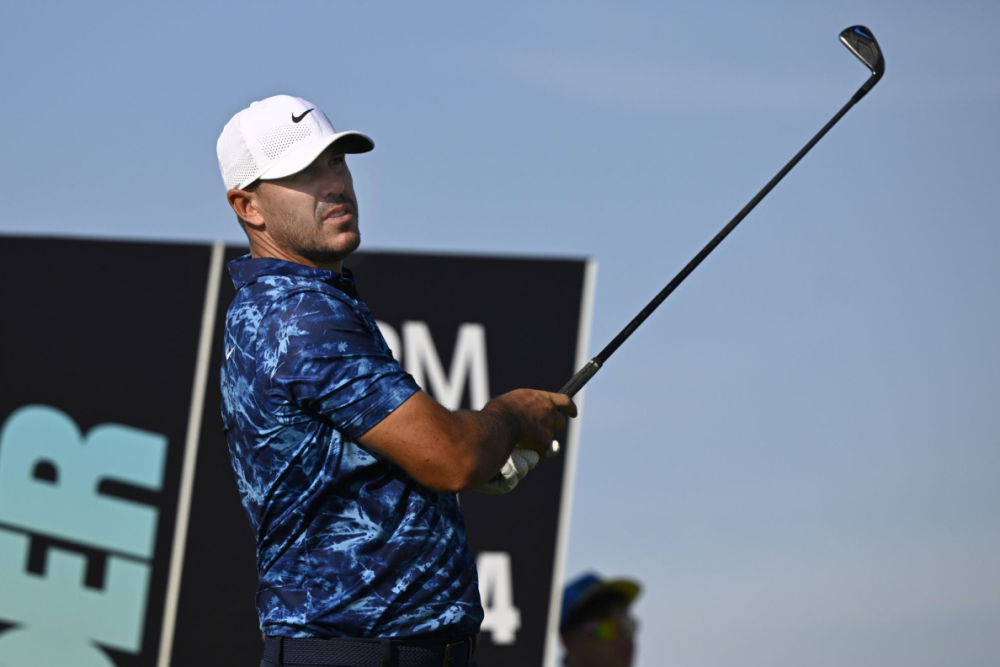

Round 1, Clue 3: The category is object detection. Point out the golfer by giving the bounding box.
[217,95,575,667]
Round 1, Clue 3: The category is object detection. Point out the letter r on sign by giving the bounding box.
[0,405,167,558]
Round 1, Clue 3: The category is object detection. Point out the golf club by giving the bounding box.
[558,25,885,398]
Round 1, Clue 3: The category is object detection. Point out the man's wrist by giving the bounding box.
[480,394,526,445]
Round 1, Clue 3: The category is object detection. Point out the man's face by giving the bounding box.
[562,603,637,667]
[251,145,360,266]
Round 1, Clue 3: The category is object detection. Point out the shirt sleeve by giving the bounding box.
[255,289,420,439]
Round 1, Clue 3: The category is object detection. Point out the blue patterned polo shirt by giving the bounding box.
[220,255,483,640]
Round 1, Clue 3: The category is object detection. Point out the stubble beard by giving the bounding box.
[268,197,361,264]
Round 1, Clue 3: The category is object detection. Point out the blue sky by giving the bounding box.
[2,1,999,665]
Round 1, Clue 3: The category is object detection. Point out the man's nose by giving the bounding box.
[321,168,346,197]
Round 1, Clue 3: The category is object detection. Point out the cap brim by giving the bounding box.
[577,580,641,608]
[561,578,641,630]
[259,131,374,182]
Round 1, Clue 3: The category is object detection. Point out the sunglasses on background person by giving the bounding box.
[580,616,640,642]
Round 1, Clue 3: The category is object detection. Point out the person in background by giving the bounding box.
[560,572,641,667]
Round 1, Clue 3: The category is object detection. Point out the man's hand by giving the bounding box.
[482,389,577,457]
[474,390,576,492]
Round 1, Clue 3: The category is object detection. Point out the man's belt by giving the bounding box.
[261,635,476,667]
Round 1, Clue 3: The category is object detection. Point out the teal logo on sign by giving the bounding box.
[0,405,167,665]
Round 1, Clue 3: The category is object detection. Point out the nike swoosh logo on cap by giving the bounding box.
[292,108,314,123]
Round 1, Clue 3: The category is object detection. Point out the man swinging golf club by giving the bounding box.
[217,94,576,667]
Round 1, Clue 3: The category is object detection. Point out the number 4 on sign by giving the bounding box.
[476,552,521,644]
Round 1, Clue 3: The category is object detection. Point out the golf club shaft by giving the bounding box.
[559,78,875,398]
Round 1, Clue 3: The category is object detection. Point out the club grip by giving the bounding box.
[558,359,602,398]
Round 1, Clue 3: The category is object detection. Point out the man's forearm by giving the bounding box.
[453,398,527,488]
[358,388,572,493]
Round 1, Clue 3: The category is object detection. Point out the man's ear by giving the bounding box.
[228,189,265,228]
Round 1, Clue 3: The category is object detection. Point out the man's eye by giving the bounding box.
[329,157,345,166]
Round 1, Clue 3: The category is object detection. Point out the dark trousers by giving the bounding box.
[259,635,478,667]
[260,660,478,667]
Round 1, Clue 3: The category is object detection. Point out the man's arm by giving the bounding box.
[359,389,576,493]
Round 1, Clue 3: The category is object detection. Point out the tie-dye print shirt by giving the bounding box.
[220,255,482,640]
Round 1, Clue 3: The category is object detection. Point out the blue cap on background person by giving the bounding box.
[560,572,641,630]
[560,573,642,667]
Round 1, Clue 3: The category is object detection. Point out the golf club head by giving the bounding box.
[840,25,885,89]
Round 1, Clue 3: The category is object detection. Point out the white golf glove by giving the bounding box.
[472,448,541,495]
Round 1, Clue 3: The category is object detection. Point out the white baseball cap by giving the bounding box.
[217,94,374,190]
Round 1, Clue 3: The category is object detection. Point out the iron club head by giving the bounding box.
[840,25,885,88]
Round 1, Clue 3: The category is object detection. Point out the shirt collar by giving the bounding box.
[227,254,356,291]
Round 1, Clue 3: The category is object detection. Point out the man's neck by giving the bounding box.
[248,241,344,274]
